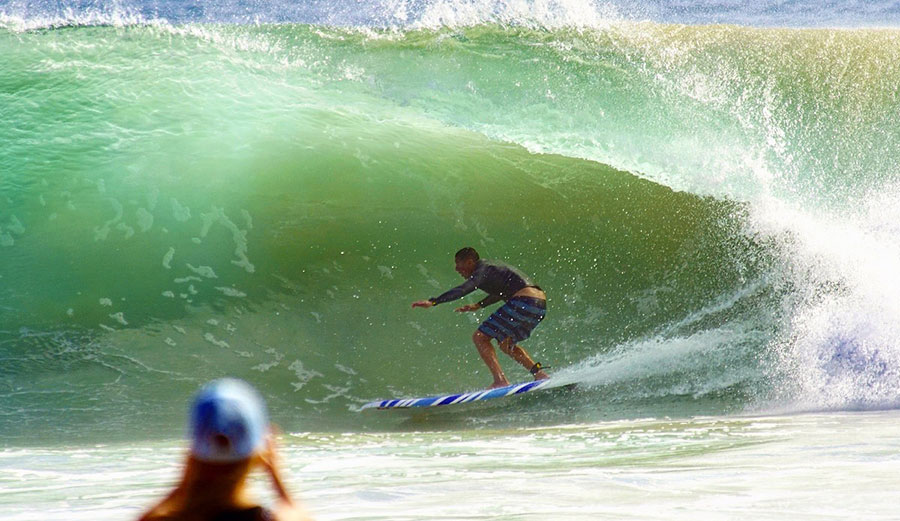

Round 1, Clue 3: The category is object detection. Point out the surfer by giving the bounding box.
[412,247,550,389]
[137,378,311,521]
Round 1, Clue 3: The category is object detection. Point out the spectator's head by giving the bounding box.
[189,378,268,463]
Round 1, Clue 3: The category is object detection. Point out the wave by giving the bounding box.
[1,20,899,443]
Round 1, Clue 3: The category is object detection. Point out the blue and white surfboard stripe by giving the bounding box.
[361,379,553,410]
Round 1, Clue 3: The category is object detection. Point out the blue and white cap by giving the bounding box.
[189,378,268,463]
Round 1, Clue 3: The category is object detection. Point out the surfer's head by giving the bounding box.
[454,247,480,278]
[189,378,268,463]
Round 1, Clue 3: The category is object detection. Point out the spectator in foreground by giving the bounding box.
[138,378,311,521]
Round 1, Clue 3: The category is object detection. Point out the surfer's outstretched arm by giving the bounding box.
[413,278,478,309]
[429,278,478,305]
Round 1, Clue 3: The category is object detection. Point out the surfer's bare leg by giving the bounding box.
[473,330,509,389]
[498,338,549,380]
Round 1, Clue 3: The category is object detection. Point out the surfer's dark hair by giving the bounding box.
[455,247,480,262]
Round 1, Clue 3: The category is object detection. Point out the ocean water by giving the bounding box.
[2,0,900,519]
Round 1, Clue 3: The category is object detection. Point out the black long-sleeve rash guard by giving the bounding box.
[429,260,535,308]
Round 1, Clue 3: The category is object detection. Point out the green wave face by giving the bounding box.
[1,22,898,442]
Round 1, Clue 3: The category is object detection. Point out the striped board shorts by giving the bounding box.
[478,297,547,344]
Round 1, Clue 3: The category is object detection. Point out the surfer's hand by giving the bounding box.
[412,300,435,309]
[455,303,480,313]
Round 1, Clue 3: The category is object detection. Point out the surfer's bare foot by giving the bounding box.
[487,380,510,390]
[533,371,549,381]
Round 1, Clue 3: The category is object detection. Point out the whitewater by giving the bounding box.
[2,0,900,519]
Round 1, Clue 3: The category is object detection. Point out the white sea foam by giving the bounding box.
[750,183,900,411]
[5,413,900,520]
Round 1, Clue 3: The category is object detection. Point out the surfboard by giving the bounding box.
[361,379,566,410]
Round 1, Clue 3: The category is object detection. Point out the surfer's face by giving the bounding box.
[455,258,476,278]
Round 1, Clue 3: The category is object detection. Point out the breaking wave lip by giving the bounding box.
[404,0,627,30]
[0,0,622,32]
[0,7,152,32]
[5,0,900,33]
